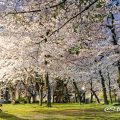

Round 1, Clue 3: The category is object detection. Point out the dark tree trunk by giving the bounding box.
[99,70,109,104]
[32,96,36,103]
[54,79,70,103]
[83,92,86,103]
[10,86,16,104]
[63,83,70,103]
[53,94,55,103]
[75,92,78,103]
[91,89,100,103]
[27,96,31,103]
[113,89,117,102]
[4,89,9,103]
[45,72,51,107]
[106,12,120,88]
[90,92,93,103]
[36,81,44,106]
[90,79,93,103]
[73,79,81,104]
[90,79,100,103]
[18,91,21,101]
[11,90,16,104]
[107,67,113,104]
[40,86,43,106]
[118,64,120,88]
[108,81,113,104]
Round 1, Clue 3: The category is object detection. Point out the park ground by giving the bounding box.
[0,103,120,120]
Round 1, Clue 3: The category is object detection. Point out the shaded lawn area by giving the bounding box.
[0,103,120,120]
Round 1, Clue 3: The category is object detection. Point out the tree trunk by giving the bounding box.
[107,67,113,104]
[90,79,93,103]
[75,92,78,103]
[90,92,93,103]
[83,92,86,103]
[73,79,81,104]
[117,64,120,88]
[90,79,100,103]
[27,96,31,103]
[91,89,100,103]
[99,70,109,104]
[11,90,16,104]
[39,86,43,106]
[45,72,51,107]
[5,89,9,103]
[106,12,120,88]
[53,94,55,103]
[113,89,117,102]
[32,96,36,103]
[108,82,113,104]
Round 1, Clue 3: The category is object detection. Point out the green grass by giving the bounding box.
[0,103,120,120]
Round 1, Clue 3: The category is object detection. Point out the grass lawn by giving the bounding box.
[0,103,120,120]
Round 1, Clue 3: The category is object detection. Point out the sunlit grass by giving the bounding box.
[0,103,120,120]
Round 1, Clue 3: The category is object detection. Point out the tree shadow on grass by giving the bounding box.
[0,112,27,120]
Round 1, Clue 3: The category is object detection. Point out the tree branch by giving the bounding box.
[48,0,98,37]
[7,0,67,14]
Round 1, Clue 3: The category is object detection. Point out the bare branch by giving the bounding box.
[48,0,98,37]
[7,0,67,14]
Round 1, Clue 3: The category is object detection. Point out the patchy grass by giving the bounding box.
[0,103,120,120]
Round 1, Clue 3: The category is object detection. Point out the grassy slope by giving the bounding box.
[0,103,120,120]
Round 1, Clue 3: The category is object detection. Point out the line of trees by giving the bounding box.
[0,0,120,107]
